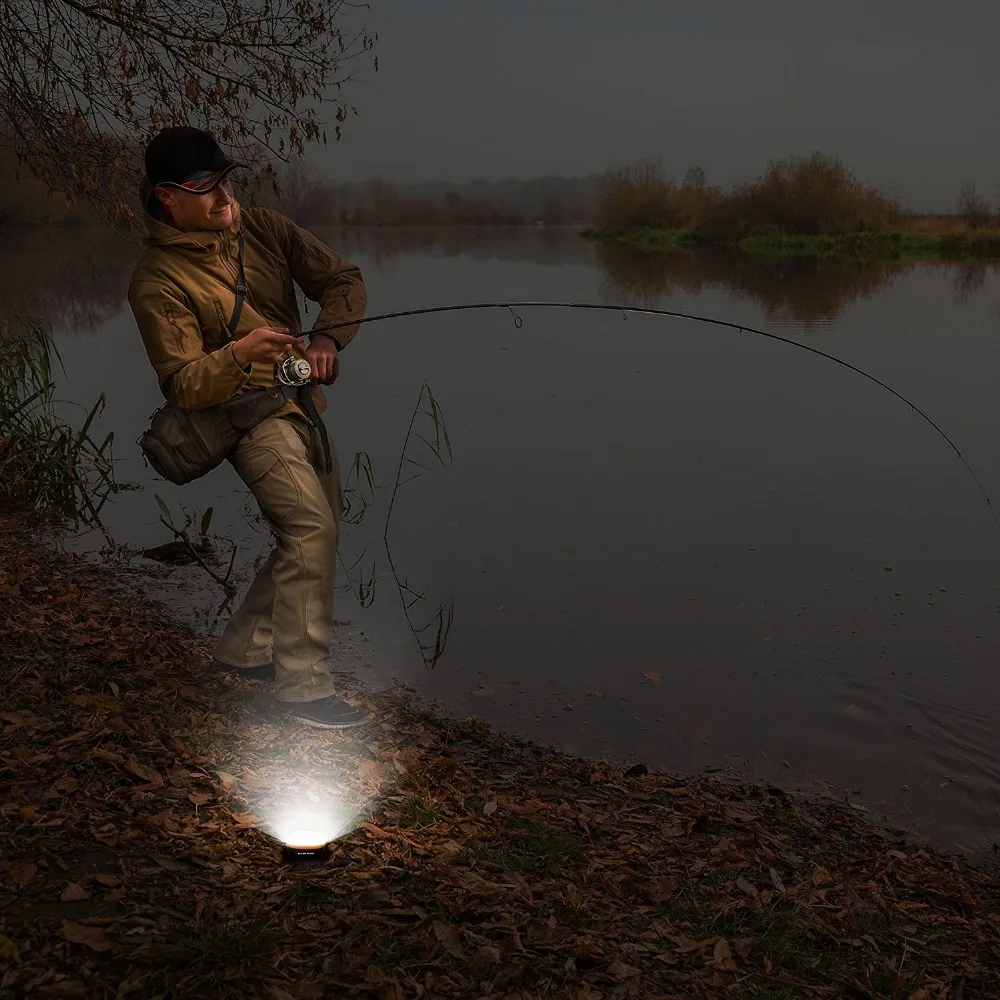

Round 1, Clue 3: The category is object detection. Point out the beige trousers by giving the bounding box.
[212,412,342,703]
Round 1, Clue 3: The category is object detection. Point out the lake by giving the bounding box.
[10,223,1000,858]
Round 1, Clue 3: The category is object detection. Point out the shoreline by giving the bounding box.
[582,225,1000,262]
[2,512,1000,998]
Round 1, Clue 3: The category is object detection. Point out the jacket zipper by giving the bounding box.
[217,231,244,337]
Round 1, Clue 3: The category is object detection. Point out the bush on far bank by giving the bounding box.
[596,161,724,232]
[597,152,906,240]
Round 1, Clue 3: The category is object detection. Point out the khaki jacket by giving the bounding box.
[128,179,366,418]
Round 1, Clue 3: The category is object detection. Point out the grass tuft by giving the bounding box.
[462,814,587,876]
[0,313,130,527]
[149,918,285,997]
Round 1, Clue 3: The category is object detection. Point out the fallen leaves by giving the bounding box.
[470,944,501,976]
[89,747,126,769]
[70,692,122,713]
[431,920,466,960]
[215,770,238,791]
[44,775,78,798]
[606,959,638,979]
[59,921,114,952]
[769,867,786,893]
[60,882,88,902]
[712,937,738,972]
[812,865,834,887]
[357,759,391,789]
[125,757,164,789]
[1,515,1000,1000]
[7,860,36,886]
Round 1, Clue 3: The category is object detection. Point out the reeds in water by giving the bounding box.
[0,314,122,526]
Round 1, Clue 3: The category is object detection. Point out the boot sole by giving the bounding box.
[286,711,370,730]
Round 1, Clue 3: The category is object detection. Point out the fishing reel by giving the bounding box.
[275,355,312,387]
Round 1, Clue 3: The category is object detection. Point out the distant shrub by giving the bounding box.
[699,152,903,238]
[596,162,678,231]
[955,182,993,230]
[596,161,722,232]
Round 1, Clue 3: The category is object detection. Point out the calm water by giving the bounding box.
[10,225,1000,857]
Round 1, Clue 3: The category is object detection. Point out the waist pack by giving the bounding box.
[137,385,297,486]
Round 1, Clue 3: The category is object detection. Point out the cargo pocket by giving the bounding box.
[240,447,303,526]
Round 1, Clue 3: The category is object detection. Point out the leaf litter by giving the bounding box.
[1,516,999,999]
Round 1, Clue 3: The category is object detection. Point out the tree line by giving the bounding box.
[594,153,1000,238]
[1,138,995,235]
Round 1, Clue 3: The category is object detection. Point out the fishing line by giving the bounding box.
[302,300,1000,540]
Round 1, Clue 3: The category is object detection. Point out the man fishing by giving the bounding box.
[128,125,369,730]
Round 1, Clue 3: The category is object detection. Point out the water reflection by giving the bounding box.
[0,226,139,328]
[950,263,990,306]
[593,243,918,328]
[5,225,1000,334]
[316,227,1000,330]
[325,225,600,277]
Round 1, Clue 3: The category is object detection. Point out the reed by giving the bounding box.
[0,314,123,526]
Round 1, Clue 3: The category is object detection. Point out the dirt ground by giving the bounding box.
[2,515,999,999]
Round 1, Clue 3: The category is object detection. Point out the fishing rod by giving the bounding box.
[300,300,1000,539]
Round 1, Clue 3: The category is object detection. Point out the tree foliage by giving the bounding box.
[0,0,377,225]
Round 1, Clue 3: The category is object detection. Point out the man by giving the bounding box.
[128,125,369,730]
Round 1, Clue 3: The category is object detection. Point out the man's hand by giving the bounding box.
[305,333,340,385]
[231,327,300,368]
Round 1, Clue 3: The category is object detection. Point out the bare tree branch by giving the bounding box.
[0,0,378,226]
[957,182,992,229]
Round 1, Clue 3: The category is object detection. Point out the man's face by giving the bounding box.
[154,178,235,232]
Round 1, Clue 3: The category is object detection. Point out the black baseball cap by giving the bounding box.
[144,126,246,193]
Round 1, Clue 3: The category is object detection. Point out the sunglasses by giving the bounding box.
[160,168,235,194]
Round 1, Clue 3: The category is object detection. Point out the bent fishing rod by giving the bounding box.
[299,300,1000,540]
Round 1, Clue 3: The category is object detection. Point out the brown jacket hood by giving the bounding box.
[129,177,366,414]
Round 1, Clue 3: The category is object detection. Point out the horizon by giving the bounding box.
[294,169,972,218]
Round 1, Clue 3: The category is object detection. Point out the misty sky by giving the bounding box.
[307,1,1000,212]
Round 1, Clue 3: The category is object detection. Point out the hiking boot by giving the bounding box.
[213,659,276,682]
[285,695,370,730]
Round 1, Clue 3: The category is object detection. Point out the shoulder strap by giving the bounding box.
[296,386,334,474]
[226,232,248,339]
